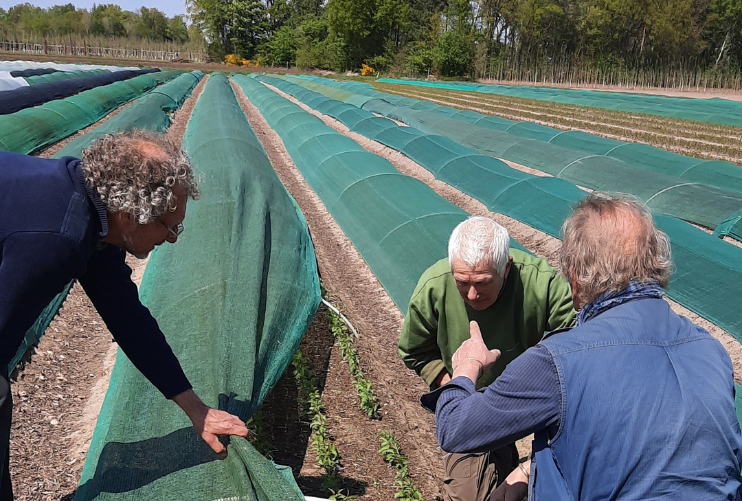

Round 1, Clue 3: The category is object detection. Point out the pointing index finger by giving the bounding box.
[469,320,483,341]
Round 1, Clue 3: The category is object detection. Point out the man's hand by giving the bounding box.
[172,389,249,456]
[451,321,501,383]
[491,460,529,501]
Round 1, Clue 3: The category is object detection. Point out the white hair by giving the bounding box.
[448,216,510,276]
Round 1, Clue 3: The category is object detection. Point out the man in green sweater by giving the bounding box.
[398,216,574,501]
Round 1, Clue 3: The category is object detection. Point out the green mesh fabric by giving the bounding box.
[276,74,742,346]
[286,76,742,198]
[7,72,204,375]
[0,71,181,155]
[376,78,742,128]
[75,73,319,501]
[56,72,203,158]
[235,74,507,311]
[359,101,742,234]
[257,74,581,240]
[24,69,109,85]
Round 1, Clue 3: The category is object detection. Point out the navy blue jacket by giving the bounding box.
[0,152,191,398]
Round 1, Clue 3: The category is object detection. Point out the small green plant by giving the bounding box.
[292,350,354,500]
[246,407,273,458]
[326,305,381,418]
[378,431,425,501]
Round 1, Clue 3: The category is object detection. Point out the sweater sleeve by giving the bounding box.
[78,245,192,399]
[546,271,576,331]
[398,286,447,389]
[421,344,561,453]
[0,232,82,371]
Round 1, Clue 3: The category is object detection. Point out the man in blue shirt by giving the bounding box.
[423,194,742,501]
[0,131,248,499]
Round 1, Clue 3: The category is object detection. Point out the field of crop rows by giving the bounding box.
[3,63,742,501]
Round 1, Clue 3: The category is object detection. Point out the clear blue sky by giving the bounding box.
[0,0,188,18]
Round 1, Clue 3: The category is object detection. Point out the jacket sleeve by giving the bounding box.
[78,245,192,399]
[422,344,561,453]
[545,271,576,332]
[398,286,446,389]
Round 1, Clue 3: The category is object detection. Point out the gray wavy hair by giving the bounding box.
[81,130,199,225]
[448,216,510,276]
[560,194,673,308]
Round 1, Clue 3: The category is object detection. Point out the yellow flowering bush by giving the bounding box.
[361,63,375,76]
[225,54,241,66]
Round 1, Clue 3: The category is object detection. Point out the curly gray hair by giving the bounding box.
[81,130,199,225]
[560,193,673,308]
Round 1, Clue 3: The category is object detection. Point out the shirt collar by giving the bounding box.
[576,281,665,326]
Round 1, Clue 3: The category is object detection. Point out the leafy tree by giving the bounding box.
[435,29,473,76]
[265,23,297,64]
[230,0,269,57]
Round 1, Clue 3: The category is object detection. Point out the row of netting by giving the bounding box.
[259,74,742,346]
[0,69,159,115]
[26,68,159,86]
[376,77,742,128]
[8,67,59,77]
[7,71,205,375]
[380,86,742,197]
[75,72,320,501]
[287,75,742,241]
[292,76,742,194]
[0,69,182,155]
[0,70,31,91]
[0,67,144,91]
[233,74,531,312]
[0,60,139,73]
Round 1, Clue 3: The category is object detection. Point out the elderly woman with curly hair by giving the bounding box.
[0,131,247,499]
[422,194,742,501]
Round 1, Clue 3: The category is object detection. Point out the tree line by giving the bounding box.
[0,3,204,47]
[3,1,742,86]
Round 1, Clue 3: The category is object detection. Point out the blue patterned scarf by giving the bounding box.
[576,281,665,326]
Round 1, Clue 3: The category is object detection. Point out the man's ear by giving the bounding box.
[504,257,513,280]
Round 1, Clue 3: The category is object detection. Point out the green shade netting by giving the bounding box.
[7,72,204,375]
[375,78,742,128]
[75,73,320,501]
[287,75,742,199]
[274,74,742,345]
[25,69,109,85]
[257,75,581,240]
[359,99,742,234]
[235,74,499,311]
[0,70,182,155]
[56,72,203,159]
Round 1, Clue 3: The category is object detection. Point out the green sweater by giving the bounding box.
[398,250,575,389]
